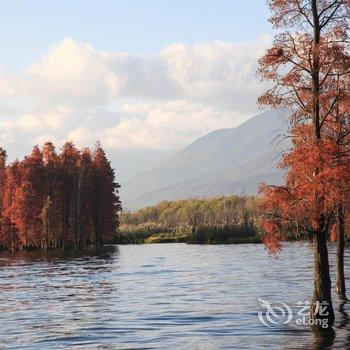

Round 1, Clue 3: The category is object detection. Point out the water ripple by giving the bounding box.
[0,243,350,349]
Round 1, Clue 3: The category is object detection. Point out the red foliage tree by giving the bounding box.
[258,0,350,328]
[1,215,19,252]
[14,147,45,248]
[60,142,80,248]
[0,142,121,251]
[42,141,63,248]
[0,148,7,216]
[77,148,94,248]
[92,142,121,246]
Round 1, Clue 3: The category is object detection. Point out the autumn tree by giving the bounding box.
[76,148,95,249]
[258,0,350,328]
[0,148,7,217]
[1,160,22,250]
[40,196,58,249]
[14,147,45,248]
[0,142,121,252]
[92,143,121,246]
[60,142,80,248]
[334,163,350,299]
[14,181,35,247]
[42,142,63,248]
[1,215,19,252]
[325,85,350,299]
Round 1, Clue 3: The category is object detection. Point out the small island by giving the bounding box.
[0,142,121,252]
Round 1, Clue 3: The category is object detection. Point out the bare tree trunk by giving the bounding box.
[93,174,101,248]
[94,192,100,248]
[309,1,334,329]
[45,223,49,250]
[336,205,346,299]
[63,198,68,249]
[310,229,335,329]
[77,168,85,249]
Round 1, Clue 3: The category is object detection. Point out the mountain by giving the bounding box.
[109,149,171,184]
[121,110,289,209]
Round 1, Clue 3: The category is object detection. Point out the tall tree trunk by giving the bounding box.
[310,229,335,329]
[72,186,78,251]
[93,176,100,248]
[311,0,321,140]
[94,192,99,247]
[309,1,334,329]
[45,223,49,250]
[63,197,68,249]
[336,205,346,299]
[77,168,85,249]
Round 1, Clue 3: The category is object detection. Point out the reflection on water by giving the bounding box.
[0,243,350,349]
[0,245,118,265]
[311,329,335,350]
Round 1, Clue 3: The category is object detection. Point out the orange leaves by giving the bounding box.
[260,122,348,241]
[259,126,348,253]
[0,215,20,252]
[0,142,122,251]
[258,1,350,253]
[283,132,347,210]
[262,234,283,255]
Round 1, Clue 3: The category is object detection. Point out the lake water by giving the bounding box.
[1,242,350,349]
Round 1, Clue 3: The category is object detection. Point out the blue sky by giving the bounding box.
[0,0,270,71]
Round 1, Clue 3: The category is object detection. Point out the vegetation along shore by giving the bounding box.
[116,196,264,245]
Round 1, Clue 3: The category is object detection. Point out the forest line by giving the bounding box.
[0,142,122,252]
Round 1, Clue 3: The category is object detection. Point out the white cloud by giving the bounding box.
[160,39,269,112]
[24,38,123,108]
[0,37,269,158]
[99,100,246,150]
[66,126,94,148]
[17,114,43,131]
[0,69,16,97]
[44,113,66,129]
[103,52,178,100]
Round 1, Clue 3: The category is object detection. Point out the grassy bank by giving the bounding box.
[114,223,190,244]
[115,196,263,244]
[188,225,261,244]
[113,224,261,244]
[114,223,261,244]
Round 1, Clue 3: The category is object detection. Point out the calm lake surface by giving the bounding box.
[1,242,350,349]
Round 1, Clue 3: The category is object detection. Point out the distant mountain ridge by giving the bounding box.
[121,110,289,209]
